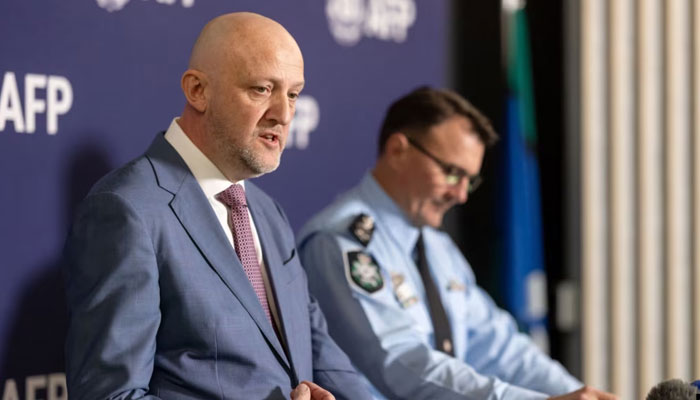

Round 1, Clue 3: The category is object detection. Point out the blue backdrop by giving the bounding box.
[0,0,449,398]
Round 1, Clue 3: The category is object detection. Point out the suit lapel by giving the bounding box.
[145,134,290,369]
[246,189,301,378]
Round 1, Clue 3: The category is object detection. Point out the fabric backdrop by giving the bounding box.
[0,1,449,398]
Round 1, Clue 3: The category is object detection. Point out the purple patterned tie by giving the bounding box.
[216,184,272,324]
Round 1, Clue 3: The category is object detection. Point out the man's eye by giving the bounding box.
[446,168,461,177]
[253,86,269,94]
[288,92,299,100]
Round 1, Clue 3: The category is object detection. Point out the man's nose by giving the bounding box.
[448,177,470,204]
[266,92,294,126]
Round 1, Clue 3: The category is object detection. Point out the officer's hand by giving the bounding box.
[290,381,335,400]
[548,386,618,400]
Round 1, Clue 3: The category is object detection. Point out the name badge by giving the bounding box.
[391,272,419,308]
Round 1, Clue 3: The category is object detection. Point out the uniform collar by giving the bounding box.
[358,173,421,254]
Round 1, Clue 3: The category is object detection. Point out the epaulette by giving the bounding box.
[348,213,374,247]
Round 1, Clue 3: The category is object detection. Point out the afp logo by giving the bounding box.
[325,0,416,46]
[0,72,73,135]
[96,0,194,12]
[2,373,66,400]
[287,95,319,150]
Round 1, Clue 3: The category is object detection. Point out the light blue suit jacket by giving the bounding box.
[63,133,370,400]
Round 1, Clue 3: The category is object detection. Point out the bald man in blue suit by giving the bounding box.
[63,12,370,400]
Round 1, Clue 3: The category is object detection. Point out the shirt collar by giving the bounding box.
[163,118,243,198]
[358,173,421,254]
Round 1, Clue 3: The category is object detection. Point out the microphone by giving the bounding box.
[646,379,699,400]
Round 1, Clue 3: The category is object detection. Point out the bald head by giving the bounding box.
[188,12,301,76]
[178,12,305,182]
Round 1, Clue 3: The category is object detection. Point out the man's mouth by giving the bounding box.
[259,131,280,146]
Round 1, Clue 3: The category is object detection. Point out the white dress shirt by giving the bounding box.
[164,118,283,334]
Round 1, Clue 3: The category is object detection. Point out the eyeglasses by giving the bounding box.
[406,136,482,193]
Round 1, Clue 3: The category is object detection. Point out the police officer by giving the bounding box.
[297,87,617,400]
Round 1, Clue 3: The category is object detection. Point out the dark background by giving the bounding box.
[447,0,575,375]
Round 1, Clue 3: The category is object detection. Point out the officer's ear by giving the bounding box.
[181,69,208,113]
[382,132,411,169]
[385,132,410,156]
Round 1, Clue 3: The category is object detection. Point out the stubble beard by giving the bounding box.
[210,121,282,179]
[239,144,282,177]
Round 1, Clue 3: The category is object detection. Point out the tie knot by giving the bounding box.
[414,230,424,249]
[412,231,424,262]
[217,184,247,209]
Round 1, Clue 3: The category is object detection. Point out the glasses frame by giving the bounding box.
[406,136,482,193]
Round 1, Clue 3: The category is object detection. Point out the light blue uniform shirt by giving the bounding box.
[297,174,582,400]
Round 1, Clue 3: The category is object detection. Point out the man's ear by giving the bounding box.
[385,132,410,157]
[382,132,411,168]
[181,69,208,113]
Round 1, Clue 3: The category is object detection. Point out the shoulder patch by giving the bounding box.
[348,213,375,246]
[345,250,383,293]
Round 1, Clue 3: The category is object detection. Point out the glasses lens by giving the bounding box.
[445,174,460,186]
[468,175,482,193]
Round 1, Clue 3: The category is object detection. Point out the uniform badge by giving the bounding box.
[346,251,383,293]
[447,279,466,292]
[391,272,419,308]
[348,214,374,246]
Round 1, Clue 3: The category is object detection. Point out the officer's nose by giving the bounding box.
[449,176,469,204]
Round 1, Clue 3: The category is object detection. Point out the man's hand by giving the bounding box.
[290,381,335,400]
[549,386,619,400]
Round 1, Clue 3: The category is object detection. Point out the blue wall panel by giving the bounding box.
[0,0,448,396]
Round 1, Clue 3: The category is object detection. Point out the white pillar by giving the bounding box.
[581,0,608,389]
[609,0,636,397]
[637,0,664,394]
